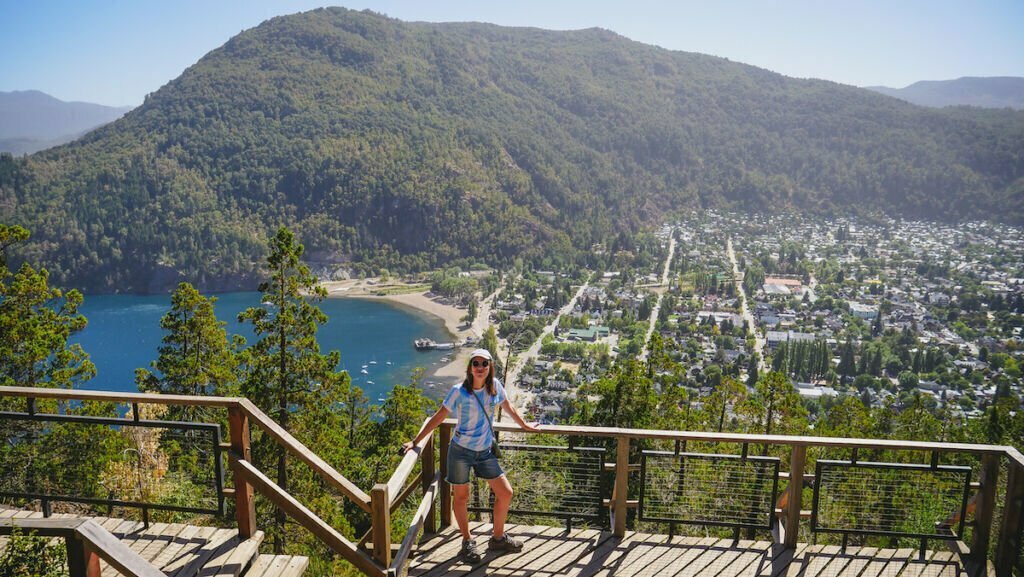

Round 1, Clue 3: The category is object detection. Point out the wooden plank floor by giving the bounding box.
[0,508,308,577]
[409,523,971,577]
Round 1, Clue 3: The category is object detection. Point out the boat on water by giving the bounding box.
[367,380,374,385]
[369,360,377,365]
[414,338,457,350]
[360,369,368,374]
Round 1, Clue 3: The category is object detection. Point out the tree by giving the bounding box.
[0,226,94,390]
[0,527,67,577]
[871,312,883,337]
[481,325,503,376]
[837,341,856,383]
[818,396,872,439]
[462,299,478,325]
[738,371,808,438]
[577,360,658,431]
[136,282,243,421]
[237,227,349,553]
[897,370,919,391]
[0,225,124,517]
[746,353,760,388]
[702,376,748,433]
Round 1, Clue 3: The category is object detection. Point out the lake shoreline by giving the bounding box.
[320,279,531,410]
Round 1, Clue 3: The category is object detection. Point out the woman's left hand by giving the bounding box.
[522,421,541,433]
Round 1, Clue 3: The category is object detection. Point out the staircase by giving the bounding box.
[0,508,308,577]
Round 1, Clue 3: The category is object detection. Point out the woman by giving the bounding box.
[401,348,540,563]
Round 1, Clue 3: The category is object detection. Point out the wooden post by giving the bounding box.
[440,424,452,528]
[995,460,1024,576]
[371,484,391,567]
[613,436,630,538]
[423,434,436,534]
[65,538,101,577]
[228,405,257,539]
[972,454,999,567]
[784,445,806,549]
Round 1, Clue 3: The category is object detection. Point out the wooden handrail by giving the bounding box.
[1004,446,1024,470]
[237,399,372,511]
[384,418,433,508]
[0,387,372,512]
[491,420,1009,455]
[0,385,241,407]
[231,457,386,577]
[5,386,1024,576]
[389,473,440,577]
[0,518,164,577]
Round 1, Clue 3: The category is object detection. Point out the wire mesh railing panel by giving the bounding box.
[0,408,224,521]
[470,443,605,525]
[812,460,971,540]
[639,450,780,530]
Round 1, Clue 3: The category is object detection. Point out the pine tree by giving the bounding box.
[746,353,760,388]
[703,376,748,433]
[0,225,94,390]
[739,371,808,438]
[136,282,243,421]
[237,227,348,553]
[0,225,123,514]
[839,342,856,383]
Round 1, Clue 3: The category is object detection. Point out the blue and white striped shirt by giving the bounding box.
[443,380,507,451]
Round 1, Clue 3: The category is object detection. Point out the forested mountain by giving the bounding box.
[1,8,1023,293]
[0,91,132,155]
[866,77,1024,110]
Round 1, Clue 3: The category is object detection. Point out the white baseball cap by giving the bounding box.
[469,348,493,362]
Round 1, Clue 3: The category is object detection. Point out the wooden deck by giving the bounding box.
[409,523,970,577]
[0,509,308,577]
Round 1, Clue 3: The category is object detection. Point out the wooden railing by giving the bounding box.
[0,386,388,577]
[0,517,165,577]
[1,386,1022,577]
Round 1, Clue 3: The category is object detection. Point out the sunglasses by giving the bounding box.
[471,360,490,368]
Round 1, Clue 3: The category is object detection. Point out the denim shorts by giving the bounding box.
[446,441,504,485]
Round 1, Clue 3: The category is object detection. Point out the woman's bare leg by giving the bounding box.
[487,475,514,539]
[452,484,472,540]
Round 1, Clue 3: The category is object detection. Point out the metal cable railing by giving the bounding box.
[639,450,780,531]
[3,387,1024,577]
[0,400,225,525]
[812,460,971,541]
[470,442,606,530]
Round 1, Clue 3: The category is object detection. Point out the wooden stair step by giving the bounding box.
[166,528,239,577]
[201,530,264,577]
[244,554,309,577]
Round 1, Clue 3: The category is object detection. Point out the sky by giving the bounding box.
[2,0,1023,107]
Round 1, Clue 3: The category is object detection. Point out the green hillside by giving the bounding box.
[1,8,1022,293]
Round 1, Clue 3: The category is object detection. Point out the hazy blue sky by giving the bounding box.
[3,0,1022,107]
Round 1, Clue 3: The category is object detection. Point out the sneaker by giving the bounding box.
[459,539,482,564]
[488,534,524,553]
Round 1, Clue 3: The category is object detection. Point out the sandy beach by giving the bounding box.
[320,278,531,409]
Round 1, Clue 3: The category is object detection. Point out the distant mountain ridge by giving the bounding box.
[866,77,1024,110]
[0,90,132,154]
[1,8,1022,294]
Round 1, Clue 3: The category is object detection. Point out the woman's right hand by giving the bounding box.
[400,441,415,455]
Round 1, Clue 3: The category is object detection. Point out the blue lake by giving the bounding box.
[71,292,454,402]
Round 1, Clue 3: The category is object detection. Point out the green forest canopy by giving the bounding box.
[1,7,1022,293]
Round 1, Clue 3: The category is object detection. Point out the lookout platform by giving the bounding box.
[1,386,1021,577]
[0,509,308,577]
[408,522,967,577]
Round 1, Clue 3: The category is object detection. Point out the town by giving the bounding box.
[429,211,1024,425]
